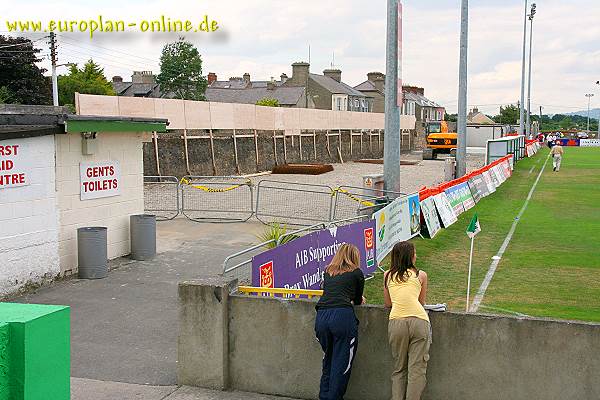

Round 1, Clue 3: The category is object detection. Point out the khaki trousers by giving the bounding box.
[388,317,431,400]
[553,155,562,171]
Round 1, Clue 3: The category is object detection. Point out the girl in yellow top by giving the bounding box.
[383,241,430,400]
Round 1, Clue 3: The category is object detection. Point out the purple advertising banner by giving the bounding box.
[251,220,377,290]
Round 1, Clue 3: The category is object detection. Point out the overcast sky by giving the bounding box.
[2,0,599,115]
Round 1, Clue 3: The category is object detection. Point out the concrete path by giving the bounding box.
[14,219,264,386]
[71,378,301,400]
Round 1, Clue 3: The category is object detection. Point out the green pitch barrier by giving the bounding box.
[0,303,70,400]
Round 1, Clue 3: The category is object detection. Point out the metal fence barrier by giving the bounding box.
[255,180,335,226]
[180,176,254,223]
[143,176,180,220]
[332,185,405,221]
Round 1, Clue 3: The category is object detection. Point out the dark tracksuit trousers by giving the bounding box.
[315,307,358,400]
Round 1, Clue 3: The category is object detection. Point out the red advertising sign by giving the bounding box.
[80,161,121,200]
[260,261,274,288]
[0,142,30,189]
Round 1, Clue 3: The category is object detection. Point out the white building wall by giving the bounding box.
[55,132,145,274]
[0,136,60,296]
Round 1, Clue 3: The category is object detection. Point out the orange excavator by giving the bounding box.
[423,121,457,159]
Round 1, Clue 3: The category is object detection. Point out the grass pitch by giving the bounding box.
[364,147,600,322]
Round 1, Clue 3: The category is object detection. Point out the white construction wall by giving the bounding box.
[75,94,416,132]
[0,135,60,296]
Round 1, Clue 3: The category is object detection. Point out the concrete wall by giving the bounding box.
[55,132,145,274]
[145,130,385,177]
[178,280,600,400]
[467,125,510,148]
[0,136,60,297]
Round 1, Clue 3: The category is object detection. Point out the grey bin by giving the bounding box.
[130,214,156,261]
[77,227,108,279]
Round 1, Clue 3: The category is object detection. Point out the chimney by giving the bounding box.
[367,72,385,92]
[112,76,123,83]
[267,79,276,90]
[280,73,288,84]
[290,62,310,85]
[131,71,156,84]
[243,73,250,83]
[323,69,342,83]
[208,72,217,85]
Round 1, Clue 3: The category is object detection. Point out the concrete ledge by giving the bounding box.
[178,281,600,400]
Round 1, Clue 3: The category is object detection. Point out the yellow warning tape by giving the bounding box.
[180,177,250,193]
[332,188,375,207]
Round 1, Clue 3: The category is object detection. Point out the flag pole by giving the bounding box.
[466,235,474,312]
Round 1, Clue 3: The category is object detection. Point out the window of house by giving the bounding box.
[355,99,359,109]
[336,97,342,111]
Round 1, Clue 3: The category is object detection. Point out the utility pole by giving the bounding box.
[525,3,536,138]
[519,0,528,136]
[456,0,469,177]
[539,105,543,132]
[49,32,58,106]
[585,93,594,134]
[384,0,402,195]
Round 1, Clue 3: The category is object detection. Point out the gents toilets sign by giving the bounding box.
[80,161,121,200]
[0,142,30,189]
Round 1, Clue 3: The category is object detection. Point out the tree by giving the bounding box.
[57,60,115,107]
[256,98,279,107]
[157,37,207,100]
[494,104,520,124]
[0,35,52,104]
[559,117,573,130]
[444,112,457,122]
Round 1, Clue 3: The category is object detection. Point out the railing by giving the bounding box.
[180,176,254,223]
[143,176,180,220]
[255,180,335,226]
[238,286,323,299]
[331,185,404,221]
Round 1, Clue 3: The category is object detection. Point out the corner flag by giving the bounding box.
[466,214,481,239]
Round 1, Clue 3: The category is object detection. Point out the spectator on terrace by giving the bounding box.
[315,244,365,400]
[384,241,430,400]
[551,141,564,172]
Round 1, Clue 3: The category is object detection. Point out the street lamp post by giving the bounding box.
[585,93,594,135]
[596,81,600,139]
[525,3,536,138]
[519,0,529,136]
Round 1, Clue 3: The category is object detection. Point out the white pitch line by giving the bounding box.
[470,155,550,312]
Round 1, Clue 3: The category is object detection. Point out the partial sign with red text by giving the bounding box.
[0,141,30,189]
[80,161,121,200]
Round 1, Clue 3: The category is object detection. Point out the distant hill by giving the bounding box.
[563,108,600,119]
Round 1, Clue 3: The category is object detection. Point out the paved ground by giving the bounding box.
[71,378,300,400]
[11,153,486,395]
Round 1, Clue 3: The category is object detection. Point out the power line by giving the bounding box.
[58,44,152,70]
[58,35,158,64]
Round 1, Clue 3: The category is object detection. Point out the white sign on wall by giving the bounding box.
[432,192,458,229]
[0,141,31,189]
[373,193,420,264]
[420,196,442,238]
[580,139,600,147]
[80,161,121,200]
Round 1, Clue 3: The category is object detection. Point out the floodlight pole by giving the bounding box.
[384,0,402,195]
[526,4,536,138]
[519,0,528,136]
[456,0,468,178]
[586,93,594,134]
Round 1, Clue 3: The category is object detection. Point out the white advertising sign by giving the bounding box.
[432,192,458,229]
[420,196,442,238]
[80,161,121,200]
[482,170,497,194]
[373,193,420,264]
[580,139,600,147]
[0,141,31,189]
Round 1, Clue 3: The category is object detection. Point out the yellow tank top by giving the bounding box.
[387,269,429,322]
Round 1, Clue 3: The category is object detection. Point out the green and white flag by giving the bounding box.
[466,214,481,239]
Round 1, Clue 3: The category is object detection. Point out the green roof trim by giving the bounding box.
[65,118,167,133]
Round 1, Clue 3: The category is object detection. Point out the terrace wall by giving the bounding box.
[178,279,600,400]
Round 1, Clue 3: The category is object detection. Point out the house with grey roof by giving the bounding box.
[111,71,162,98]
[354,73,444,122]
[205,72,311,108]
[282,62,373,112]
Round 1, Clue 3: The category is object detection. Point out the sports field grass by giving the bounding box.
[364,147,600,322]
